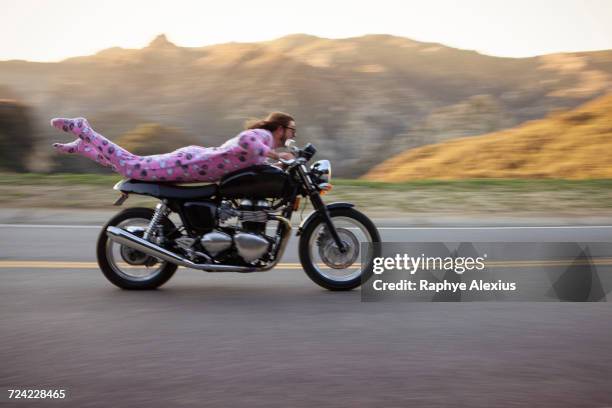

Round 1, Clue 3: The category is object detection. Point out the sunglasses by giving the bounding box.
[284,126,297,134]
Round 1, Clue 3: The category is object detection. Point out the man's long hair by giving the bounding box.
[245,112,294,132]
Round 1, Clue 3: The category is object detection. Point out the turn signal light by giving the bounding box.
[319,183,333,195]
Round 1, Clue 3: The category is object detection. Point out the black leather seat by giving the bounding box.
[116,179,218,199]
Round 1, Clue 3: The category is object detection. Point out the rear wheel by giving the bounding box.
[299,207,381,291]
[96,207,178,290]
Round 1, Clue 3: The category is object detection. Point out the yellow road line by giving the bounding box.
[0,261,305,269]
[0,261,98,269]
[1,259,612,270]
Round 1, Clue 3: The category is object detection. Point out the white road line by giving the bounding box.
[377,226,612,230]
[2,224,612,230]
[0,224,102,229]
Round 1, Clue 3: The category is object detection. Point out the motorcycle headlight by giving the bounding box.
[311,160,331,183]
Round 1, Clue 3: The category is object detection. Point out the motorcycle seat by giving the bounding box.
[116,179,218,199]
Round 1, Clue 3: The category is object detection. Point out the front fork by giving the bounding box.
[294,163,346,252]
[308,192,347,252]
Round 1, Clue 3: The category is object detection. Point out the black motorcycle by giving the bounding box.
[97,141,381,291]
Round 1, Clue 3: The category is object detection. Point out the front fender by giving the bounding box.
[295,202,355,236]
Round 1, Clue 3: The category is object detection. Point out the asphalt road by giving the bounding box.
[1,216,612,407]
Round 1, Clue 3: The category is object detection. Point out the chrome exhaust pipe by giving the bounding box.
[106,216,293,272]
[106,226,257,272]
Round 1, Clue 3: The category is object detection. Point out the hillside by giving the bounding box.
[1,33,612,176]
[362,93,612,180]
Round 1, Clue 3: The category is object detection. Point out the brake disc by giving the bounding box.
[317,227,360,269]
[119,245,151,265]
[119,226,158,266]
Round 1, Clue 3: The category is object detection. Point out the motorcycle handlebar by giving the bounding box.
[279,156,305,166]
[278,141,314,168]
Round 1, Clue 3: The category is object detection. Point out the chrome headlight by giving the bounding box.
[311,160,331,183]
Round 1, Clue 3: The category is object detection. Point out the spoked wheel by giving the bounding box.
[96,207,178,290]
[299,207,381,291]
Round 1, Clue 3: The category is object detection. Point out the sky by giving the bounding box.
[1,0,611,61]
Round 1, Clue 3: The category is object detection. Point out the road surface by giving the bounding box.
[1,215,612,407]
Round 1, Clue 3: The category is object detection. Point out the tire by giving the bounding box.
[96,207,178,290]
[299,207,381,291]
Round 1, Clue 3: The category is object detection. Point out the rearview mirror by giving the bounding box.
[285,139,299,153]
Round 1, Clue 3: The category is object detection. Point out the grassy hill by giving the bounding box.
[363,93,612,180]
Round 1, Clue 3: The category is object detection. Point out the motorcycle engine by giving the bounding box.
[238,199,269,234]
[204,199,271,262]
[233,232,269,262]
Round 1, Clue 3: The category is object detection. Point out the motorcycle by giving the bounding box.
[97,140,381,291]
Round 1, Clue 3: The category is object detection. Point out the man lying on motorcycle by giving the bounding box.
[51,111,297,183]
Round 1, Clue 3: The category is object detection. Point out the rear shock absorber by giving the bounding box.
[144,201,169,241]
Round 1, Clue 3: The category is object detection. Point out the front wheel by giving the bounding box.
[299,207,381,291]
[96,207,178,290]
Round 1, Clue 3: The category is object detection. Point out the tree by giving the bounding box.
[116,123,196,156]
[0,100,35,172]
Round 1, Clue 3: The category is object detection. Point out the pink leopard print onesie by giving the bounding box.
[51,118,274,183]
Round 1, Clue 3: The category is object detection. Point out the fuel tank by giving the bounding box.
[218,164,290,199]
